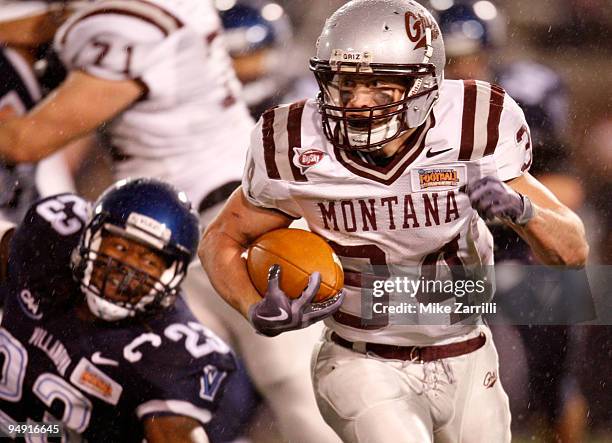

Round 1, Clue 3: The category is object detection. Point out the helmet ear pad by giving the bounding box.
[405,86,439,128]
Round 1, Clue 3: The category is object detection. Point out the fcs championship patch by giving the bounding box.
[293,147,325,174]
[411,165,465,192]
[70,358,123,405]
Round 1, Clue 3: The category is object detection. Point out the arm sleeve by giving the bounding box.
[492,93,533,181]
[242,115,303,219]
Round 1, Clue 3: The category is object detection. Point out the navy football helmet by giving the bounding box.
[436,0,506,57]
[73,178,200,321]
[218,0,293,117]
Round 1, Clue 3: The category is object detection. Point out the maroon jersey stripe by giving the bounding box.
[60,1,183,44]
[131,0,184,27]
[483,84,506,156]
[458,80,477,161]
[287,100,308,182]
[262,109,280,179]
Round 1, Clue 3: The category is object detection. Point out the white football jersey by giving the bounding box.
[55,0,254,208]
[243,79,532,346]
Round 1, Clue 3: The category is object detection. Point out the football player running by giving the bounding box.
[0,178,236,442]
[200,1,589,442]
[0,1,339,441]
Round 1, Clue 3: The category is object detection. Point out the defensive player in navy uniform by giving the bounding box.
[0,178,236,442]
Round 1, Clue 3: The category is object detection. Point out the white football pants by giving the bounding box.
[312,325,511,443]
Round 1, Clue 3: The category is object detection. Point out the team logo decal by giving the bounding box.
[483,371,498,389]
[418,168,460,189]
[70,358,123,405]
[405,11,440,49]
[199,364,227,401]
[293,147,325,174]
[18,289,43,320]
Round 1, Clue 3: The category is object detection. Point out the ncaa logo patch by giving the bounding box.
[293,147,325,174]
[199,365,227,401]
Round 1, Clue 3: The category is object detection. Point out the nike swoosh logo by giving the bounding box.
[425,147,453,158]
[258,308,289,322]
[91,352,119,366]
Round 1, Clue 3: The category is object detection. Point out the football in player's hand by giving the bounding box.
[246,228,344,303]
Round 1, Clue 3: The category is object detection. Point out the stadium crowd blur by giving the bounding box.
[1,0,610,441]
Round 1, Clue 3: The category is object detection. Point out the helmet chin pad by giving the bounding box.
[344,114,403,151]
[85,291,133,321]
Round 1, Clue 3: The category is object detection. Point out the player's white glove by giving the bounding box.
[248,264,345,337]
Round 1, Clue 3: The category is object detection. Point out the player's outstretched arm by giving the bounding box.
[143,416,209,443]
[0,70,143,164]
[199,187,292,319]
[466,173,589,267]
[507,173,588,266]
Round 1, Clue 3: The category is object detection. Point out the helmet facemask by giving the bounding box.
[76,219,187,322]
[311,63,438,152]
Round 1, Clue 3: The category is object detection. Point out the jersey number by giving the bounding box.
[329,236,470,328]
[164,322,230,358]
[36,195,88,236]
[0,328,92,439]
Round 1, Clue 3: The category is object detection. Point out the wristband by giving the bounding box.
[515,194,535,226]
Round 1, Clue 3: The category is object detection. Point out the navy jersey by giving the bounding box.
[0,47,40,223]
[0,194,236,441]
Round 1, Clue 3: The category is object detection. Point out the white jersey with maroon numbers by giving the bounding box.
[243,79,532,346]
[55,0,254,208]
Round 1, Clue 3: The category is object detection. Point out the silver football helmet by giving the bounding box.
[310,0,445,152]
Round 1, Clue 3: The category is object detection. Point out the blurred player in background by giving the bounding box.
[576,117,612,439]
[0,1,75,223]
[435,0,505,82]
[201,0,589,441]
[437,2,590,441]
[0,0,339,441]
[0,178,236,442]
[219,0,294,119]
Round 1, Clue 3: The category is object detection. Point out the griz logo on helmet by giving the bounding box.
[405,11,441,49]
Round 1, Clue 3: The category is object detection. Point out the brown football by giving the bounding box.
[246,228,344,303]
